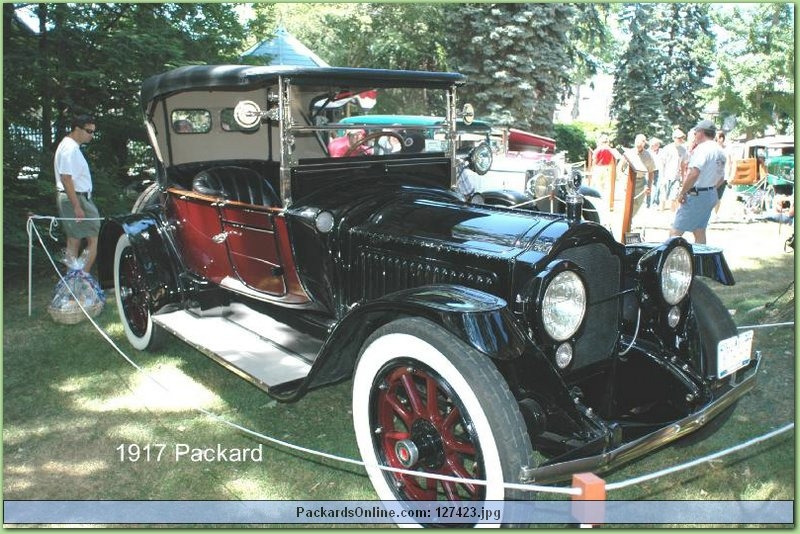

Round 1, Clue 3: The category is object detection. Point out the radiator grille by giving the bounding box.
[558,243,621,368]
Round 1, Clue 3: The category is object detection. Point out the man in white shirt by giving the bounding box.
[670,119,726,244]
[54,114,101,272]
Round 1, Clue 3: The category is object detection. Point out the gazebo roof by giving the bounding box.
[241,27,330,68]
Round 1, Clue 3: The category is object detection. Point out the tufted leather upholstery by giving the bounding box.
[192,166,280,207]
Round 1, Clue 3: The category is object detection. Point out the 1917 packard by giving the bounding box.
[98,65,757,511]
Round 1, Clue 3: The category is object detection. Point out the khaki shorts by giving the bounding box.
[57,192,101,239]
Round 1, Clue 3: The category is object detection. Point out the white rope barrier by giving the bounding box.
[738,321,794,330]
[605,423,794,491]
[24,215,795,500]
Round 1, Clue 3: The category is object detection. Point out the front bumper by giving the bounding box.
[525,351,761,484]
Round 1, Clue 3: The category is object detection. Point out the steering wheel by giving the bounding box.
[344,131,405,157]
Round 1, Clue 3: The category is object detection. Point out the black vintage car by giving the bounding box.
[98,65,757,508]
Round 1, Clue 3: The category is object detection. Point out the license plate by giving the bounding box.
[717,330,754,379]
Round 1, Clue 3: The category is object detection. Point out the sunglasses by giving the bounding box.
[80,127,96,134]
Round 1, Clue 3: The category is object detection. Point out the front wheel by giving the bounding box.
[114,234,165,351]
[352,317,534,511]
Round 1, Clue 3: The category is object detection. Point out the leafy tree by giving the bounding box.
[711,3,794,137]
[653,3,714,135]
[242,3,277,54]
[3,3,246,262]
[564,4,615,120]
[446,3,576,137]
[553,123,590,164]
[274,3,450,71]
[609,4,665,146]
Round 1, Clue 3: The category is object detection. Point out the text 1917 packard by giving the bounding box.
[98,65,757,510]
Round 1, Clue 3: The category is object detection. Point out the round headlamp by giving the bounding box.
[661,246,692,305]
[542,270,587,341]
[314,211,335,233]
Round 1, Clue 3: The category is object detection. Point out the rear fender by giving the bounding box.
[98,214,183,311]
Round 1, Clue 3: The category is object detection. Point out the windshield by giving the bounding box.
[290,85,454,160]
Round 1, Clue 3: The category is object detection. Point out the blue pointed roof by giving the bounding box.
[242,27,330,68]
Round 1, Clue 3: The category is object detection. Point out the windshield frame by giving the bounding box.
[278,76,460,206]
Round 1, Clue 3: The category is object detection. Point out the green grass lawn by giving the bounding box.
[3,231,795,527]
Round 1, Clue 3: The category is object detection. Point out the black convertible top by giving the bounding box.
[140,65,466,110]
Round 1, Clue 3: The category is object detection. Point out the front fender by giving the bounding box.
[98,213,184,311]
[627,240,735,286]
[578,185,602,199]
[295,284,531,398]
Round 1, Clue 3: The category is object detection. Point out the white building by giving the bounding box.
[553,73,615,127]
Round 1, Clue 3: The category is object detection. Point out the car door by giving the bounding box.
[167,185,287,297]
[166,187,233,284]
[217,202,287,297]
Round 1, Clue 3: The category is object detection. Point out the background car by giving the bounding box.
[729,135,794,214]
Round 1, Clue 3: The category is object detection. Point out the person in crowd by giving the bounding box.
[591,133,615,193]
[647,137,663,208]
[54,114,101,272]
[757,193,794,224]
[713,130,728,218]
[686,127,698,155]
[659,128,690,211]
[669,120,726,244]
[629,133,656,218]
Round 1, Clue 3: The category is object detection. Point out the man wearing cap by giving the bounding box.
[669,119,726,244]
[54,114,101,272]
[659,128,690,211]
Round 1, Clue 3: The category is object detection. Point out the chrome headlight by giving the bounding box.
[542,271,587,341]
[661,246,692,305]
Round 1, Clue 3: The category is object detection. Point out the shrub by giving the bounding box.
[554,123,590,164]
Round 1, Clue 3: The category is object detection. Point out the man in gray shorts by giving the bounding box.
[54,114,101,272]
[669,119,726,244]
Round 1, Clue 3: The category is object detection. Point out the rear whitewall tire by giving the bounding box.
[114,234,165,351]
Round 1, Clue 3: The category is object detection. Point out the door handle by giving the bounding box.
[211,230,240,244]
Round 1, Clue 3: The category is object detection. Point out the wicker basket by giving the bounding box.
[48,301,104,324]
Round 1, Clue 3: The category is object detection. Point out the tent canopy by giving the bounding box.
[242,27,330,68]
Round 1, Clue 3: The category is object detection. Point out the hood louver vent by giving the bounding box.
[353,249,497,301]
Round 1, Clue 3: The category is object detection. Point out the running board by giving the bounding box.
[152,303,321,392]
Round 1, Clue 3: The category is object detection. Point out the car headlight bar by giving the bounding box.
[660,245,693,305]
[539,265,587,342]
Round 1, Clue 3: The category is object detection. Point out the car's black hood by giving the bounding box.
[356,195,562,258]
